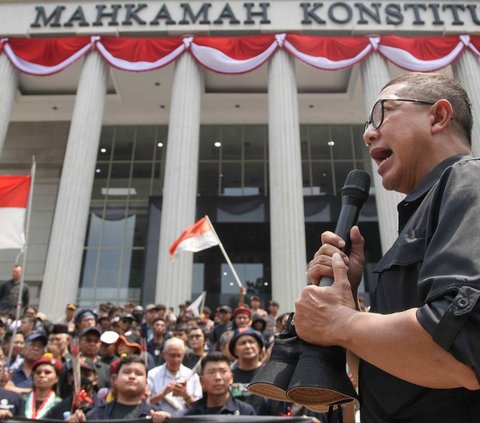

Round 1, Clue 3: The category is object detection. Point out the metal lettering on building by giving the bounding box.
[29,2,480,29]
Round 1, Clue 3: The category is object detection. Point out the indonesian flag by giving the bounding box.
[169,217,219,256]
[0,176,31,249]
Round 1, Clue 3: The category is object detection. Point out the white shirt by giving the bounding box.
[147,363,202,416]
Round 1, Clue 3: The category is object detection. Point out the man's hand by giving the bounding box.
[151,410,171,422]
[295,253,358,346]
[0,410,12,420]
[306,226,365,295]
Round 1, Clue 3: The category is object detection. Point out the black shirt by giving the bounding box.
[360,155,480,422]
[231,364,268,413]
[185,392,255,415]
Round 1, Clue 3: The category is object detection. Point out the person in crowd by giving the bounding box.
[228,327,267,412]
[19,315,36,339]
[11,332,47,390]
[115,332,155,370]
[251,315,270,347]
[274,312,290,336]
[47,324,71,360]
[141,304,160,342]
[99,331,119,366]
[2,331,25,371]
[172,324,189,345]
[118,314,135,336]
[249,295,267,318]
[210,305,232,351]
[22,353,62,419]
[147,337,202,417]
[264,300,280,340]
[218,330,236,363]
[185,352,255,416]
[231,306,252,330]
[67,355,170,422]
[77,327,110,390]
[0,347,24,419]
[74,310,97,335]
[0,265,29,320]
[156,304,167,321]
[132,305,144,325]
[97,314,111,332]
[147,317,168,367]
[198,306,215,335]
[45,357,100,420]
[57,304,76,333]
[295,72,480,422]
[23,306,38,319]
[183,327,207,370]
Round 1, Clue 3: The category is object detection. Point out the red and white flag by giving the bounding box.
[169,217,219,256]
[0,176,31,249]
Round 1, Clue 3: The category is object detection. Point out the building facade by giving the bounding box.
[0,0,479,320]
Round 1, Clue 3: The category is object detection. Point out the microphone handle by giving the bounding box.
[318,203,361,287]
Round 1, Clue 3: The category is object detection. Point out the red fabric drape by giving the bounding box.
[1,34,479,76]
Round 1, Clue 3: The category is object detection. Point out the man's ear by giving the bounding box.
[431,99,453,134]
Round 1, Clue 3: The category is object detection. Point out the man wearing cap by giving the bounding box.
[209,305,232,351]
[58,304,76,333]
[229,327,267,412]
[48,324,71,360]
[11,332,47,390]
[74,310,97,335]
[45,357,100,420]
[99,331,119,367]
[78,327,110,390]
[118,313,135,335]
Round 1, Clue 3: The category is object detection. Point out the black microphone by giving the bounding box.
[319,169,371,287]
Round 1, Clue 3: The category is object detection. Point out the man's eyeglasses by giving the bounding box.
[364,98,435,132]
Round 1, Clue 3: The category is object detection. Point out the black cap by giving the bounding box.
[78,327,101,338]
[25,332,48,346]
[51,324,69,335]
[75,309,97,324]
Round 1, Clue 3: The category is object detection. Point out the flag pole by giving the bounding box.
[205,215,243,288]
[7,158,36,367]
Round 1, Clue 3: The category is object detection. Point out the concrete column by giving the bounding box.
[268,49,307,312]
[0,54,19,157]
[155,53,202,308]
[452,49,480,155]
[39,52,108,320]
[360,53,403,253]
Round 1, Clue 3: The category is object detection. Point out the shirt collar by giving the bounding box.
[402,154,470,203]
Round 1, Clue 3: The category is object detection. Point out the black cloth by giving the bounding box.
[93,359,111,390]
[44,393,101,419]
[85,400,158,420]
[0,279,29,317]
[185,392,256,415]
[231,364,268,414]
[360,155,480,422]
[0,387,24,416]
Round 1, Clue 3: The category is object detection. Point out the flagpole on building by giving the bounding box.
[7,157,36,366]
[205,215,243,288]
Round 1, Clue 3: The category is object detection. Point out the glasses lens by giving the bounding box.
[371,100,383,128]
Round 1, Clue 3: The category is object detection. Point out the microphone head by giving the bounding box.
[341,169,371,204]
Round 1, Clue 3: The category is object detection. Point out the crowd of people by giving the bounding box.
[0,270,336,422]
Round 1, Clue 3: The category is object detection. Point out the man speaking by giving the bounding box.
[295,73,480,422]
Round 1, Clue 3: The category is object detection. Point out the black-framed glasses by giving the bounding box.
[364,98,435,132]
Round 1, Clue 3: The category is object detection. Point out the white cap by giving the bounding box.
[100,330,119,345]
